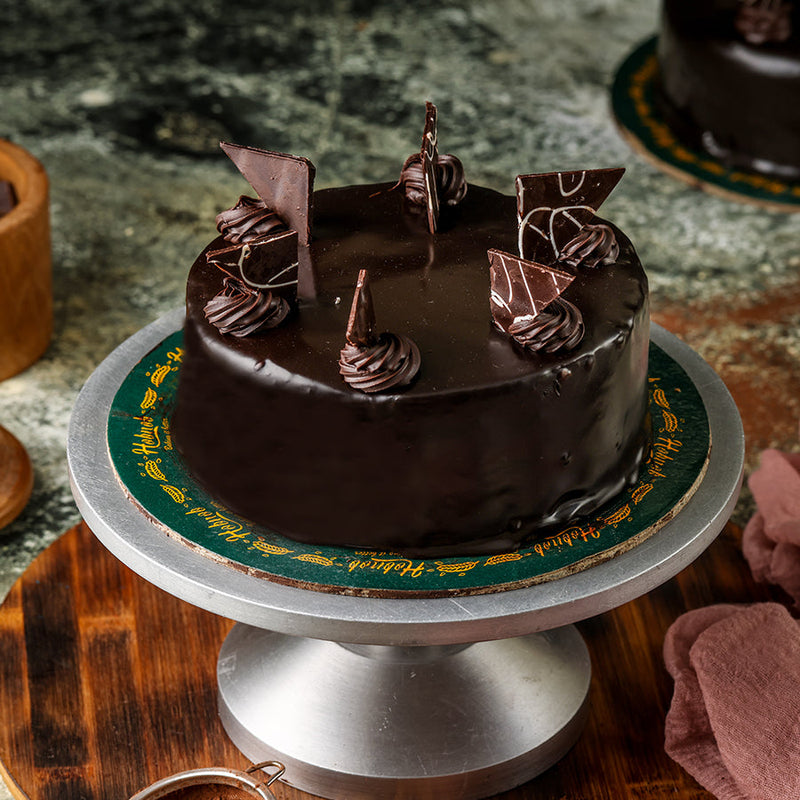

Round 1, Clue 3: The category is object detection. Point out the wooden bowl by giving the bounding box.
[0,139,52,381]
[0,423,33,530]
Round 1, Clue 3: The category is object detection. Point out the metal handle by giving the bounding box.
[128,762,287,799]
[247,760,286,788]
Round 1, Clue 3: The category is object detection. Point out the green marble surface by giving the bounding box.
[0,0,797,639]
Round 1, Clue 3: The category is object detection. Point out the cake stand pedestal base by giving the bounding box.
[217,625,590,800]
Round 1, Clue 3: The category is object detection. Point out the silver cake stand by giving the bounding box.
[68,309,744,800]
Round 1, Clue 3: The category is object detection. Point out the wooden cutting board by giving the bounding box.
[0,519,780,800]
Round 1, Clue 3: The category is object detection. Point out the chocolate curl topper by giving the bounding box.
[488,248,575,332]
[515,168,625,264]
[421,101,440,233]
[345,269,376,347]
[207,229,299,301]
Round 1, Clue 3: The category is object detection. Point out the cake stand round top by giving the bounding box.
[68,309,744,646]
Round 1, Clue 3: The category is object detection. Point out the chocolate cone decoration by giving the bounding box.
[515,167,624,264]
[345,269,376,347]
[421,101,440,234]
[207,229,299,301]
[220,142,315,246]
[488,248,575,332]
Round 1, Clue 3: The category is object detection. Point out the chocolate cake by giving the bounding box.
[171,106,650,556]
[657,0,800,180]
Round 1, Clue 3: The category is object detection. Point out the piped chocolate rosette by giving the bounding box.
[507,299,585,354]
[215,195,288,243]
[204,231,298,336]
[735,0,793,45]
[489,250,582,354]
[398,102,467,232]
[557,222,619,269]
[491,167,625,353]
[339,270,421,393]
[515,167,624,267]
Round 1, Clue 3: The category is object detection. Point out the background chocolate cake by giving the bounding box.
[657,0,800,179]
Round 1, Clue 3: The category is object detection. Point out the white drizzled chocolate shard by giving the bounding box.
[345,269,376,347]
[515,168,625,264]
[220,142,316,299]
[488,248,575,333]
[207,230,299,303]
[421,101,440,233]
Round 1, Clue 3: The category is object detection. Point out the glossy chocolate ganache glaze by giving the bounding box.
[172,112,650,556]
[657,0,800,180]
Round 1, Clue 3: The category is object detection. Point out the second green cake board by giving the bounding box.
[612,36,800,212]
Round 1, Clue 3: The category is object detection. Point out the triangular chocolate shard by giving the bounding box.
[220,142,315,246]
[488,248,575,332]
[421,101,439,233]
[515,167,625,264]
[207,230,299,302]
[345,269,376,347]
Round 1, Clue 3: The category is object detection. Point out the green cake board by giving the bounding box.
[612,36,800,212]
[107,331,709,598]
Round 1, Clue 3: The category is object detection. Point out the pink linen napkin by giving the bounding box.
[742,447,800,607]
[663,603,800,800]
